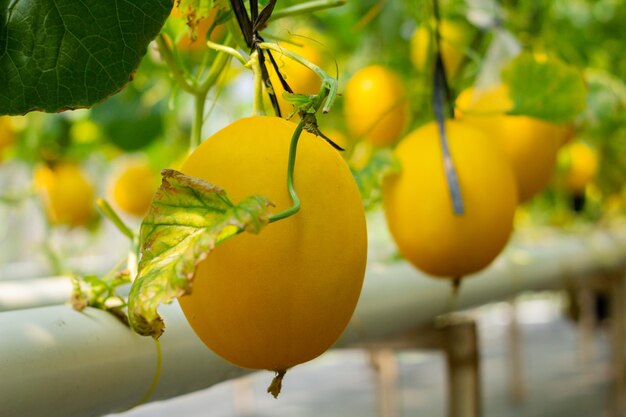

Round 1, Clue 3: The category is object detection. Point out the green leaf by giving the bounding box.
[0,0,174,115]
[128,169,273,338]
[90,82,166,151]
[352,148,400,211]
[501,52,587,123]
[70,272,131,325]
[282,92,315,116]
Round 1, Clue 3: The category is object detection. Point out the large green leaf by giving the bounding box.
[0,0,174,115]
[501,52,587,123]
[128,169,273,338]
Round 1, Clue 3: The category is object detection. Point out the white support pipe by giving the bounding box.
[341,228,626,345]
[0,277,73,312]
[0,255,116,281]
[0,304,250,417]
[0,227,625,417]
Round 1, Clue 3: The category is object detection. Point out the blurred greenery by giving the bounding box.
[91,84,166,152]
[0,0,624,227]
[503,53,586,123]
[0,0,623,337]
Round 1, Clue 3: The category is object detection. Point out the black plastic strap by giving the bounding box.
[432,0,464,215]
[250,0,259,23]
[229,0,253,47]
[228,0,296,118]
[257,49,282,117]
[255,0,277,32]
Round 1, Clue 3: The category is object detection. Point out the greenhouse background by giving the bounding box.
[0,0,625,416]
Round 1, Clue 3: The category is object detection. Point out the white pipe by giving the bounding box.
[0,227,625,417]
[342,227,626,344]
[0,277,73,312]
[0,255,115,281]
[0,304,249,417]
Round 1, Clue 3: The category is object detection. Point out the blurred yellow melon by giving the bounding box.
[457,85,563,202]
[34,163,95,227]
[560,141,599,193]
[410,19,472,77]
[344,65,409,147]
[110,160,160,217]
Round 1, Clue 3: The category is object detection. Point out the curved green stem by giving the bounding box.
[269,120,304,223]
[96,198,135,241]
[272,0,346,20]
[205,40,247,66]
[126,339,163,410]
[156,34,196,95]
[199,34,235,94]
[96,200,139,278]
[257,42,338,113]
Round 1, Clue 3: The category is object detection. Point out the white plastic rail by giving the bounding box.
[0,225,625,417]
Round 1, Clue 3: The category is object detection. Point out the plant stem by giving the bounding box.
[191,93,206,150]
[191,34,235,150]
[126,339,163,410]
[205,40,247,66]
[272,0,346,20]
[155,34,196,95]
[96,198,135,241]
[199,34,236,94]
[258,42,338,113]
[269,120,304,223]
[249,50,267,116]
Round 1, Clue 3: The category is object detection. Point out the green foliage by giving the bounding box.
[12,112,108,164]
[177,0,215,18]
[547,0,626,81]
[0,0,173,115]
[175,0,226,42]
[91,83,166,152]
[14,114,72,163]
[501,52,586,123]
[282,92,315,118]
[584,69,626,135]
[71,272,131,325]
[352,148,400,210]
[1,0,625,325]
[128,169,273,338]
[571,70,626,198]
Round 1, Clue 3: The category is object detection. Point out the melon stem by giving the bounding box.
[269,120,304,223]
[267,369,287,398]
